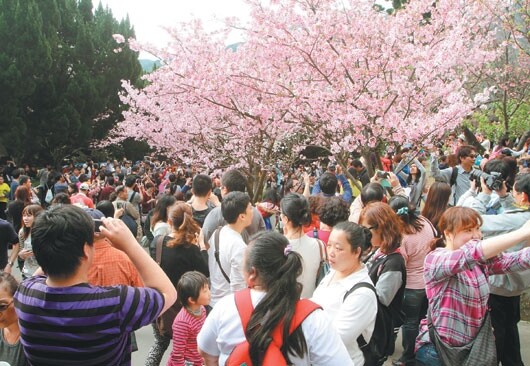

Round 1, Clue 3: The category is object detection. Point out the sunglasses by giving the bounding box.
[0,300,13,312]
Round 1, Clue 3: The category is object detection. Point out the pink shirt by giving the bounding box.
[168,306,206,366]
[399,216,436,289]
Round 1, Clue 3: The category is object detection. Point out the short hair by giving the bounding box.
[31,205,94,279]
[431,207,483,250]
[514,174,530,197]
[352,160,363,168]
[221,191,251,224]
[115,185,127,195]
[456,145,476,163]
[280,193,311,228]
[0,272,18,297]
[221,169,247,193]
[96,200,115,219]
[51,193,71,205]
[19,175,30,185]
[192,174,212,197]
[360,183,384,206]
[359,202,402,254]
[318,197,349,227]
[319,172,338,195]
[124,175,137,188]
[12,169,21,179]
[177,271,209,307]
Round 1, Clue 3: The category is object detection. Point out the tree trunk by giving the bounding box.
[462,126,485,154]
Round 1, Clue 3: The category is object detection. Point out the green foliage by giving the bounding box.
[0,0,142,165]
[469,101,530,141]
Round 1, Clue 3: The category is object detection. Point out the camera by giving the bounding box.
[469,170,503,191]
[93,219,103,233]
[376,170,389,179]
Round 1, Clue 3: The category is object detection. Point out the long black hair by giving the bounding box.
[245,231,307,365]
[280,193,311,228]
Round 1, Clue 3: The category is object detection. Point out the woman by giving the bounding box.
[7,186,31,234]
[280,193,321,298]
[0,272,27,366]
[415,207,530,365]
[197,231,354,365]
[388,196,436,366]
[359,202,407,361]
[421,182,451,234]
[312,221,377,365]
[18,204,44,279]
[145,202,208,366]
[395,156,427,209]
[256,188,280,231]
[150,194,177,239]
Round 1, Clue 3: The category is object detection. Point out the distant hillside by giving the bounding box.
[139,59,161,73]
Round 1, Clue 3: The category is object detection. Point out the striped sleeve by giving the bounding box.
[120,286,165,333]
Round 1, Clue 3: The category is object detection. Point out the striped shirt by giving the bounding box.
[417,240,530,349]
[14,276,164,366]
[168,306,206,366]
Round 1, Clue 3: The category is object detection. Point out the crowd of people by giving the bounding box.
[0,131,530,366]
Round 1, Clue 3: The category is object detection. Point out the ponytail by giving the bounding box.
[245,231,307,365]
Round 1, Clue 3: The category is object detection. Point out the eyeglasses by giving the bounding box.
[0,300,13,312]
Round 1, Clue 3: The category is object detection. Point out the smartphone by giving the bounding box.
[376,170,389,179]
[116,202,123,210]
[93,219,103,233]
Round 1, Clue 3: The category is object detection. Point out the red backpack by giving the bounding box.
[226,288,322,366]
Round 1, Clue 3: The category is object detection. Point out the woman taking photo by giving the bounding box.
[148,195,177,256]
[280,193,322,298]
[388,196,436,366]
[0,272,27,366]
[395,156,427,210]
[416,207,530,366]
[312,221,377,365]
[359,202,407,360]
[145,201,208,366]
[197,231,354,365]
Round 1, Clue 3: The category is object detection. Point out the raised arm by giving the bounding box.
[100,218,177,313]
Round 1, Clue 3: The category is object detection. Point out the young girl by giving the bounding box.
[168,271,210,366]
[18,204,44,279]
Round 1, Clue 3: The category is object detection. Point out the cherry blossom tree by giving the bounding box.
[108,0,504,197]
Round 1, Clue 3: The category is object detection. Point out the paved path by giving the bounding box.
[131,320,530,365]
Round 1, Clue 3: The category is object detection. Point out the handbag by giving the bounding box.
[427,310,497,366]
[315,239,330,287]
[153,235,182,338]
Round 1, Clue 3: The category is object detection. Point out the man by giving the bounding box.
[190,174,220,228]
[113,185,139,236]
[311,166,353,203]
[0,175,10,220]
[206,192,252,306]
[462,173,530,366]
[85,208,143,287]
[202,169,265,244]
[70,182,94,208]
[430,145,477,206]
[14,205,176,365]
[8,169,21,201]
[0,218,19,273]
[19,175,40,204]
[349,159,370,187]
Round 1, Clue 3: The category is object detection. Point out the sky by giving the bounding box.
[93,0,250,52]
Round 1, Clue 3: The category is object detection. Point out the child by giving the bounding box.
[168,271,210,366]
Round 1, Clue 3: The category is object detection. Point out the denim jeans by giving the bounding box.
[398,288,428,365]
[416,343,442,366]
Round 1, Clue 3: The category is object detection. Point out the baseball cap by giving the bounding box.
[80,183,90,191]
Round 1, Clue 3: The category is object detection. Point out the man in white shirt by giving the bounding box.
[208,191,253,306]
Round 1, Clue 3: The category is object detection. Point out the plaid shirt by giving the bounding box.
[88,239,144,287]
[417,239,530,349]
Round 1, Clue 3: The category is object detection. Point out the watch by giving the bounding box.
[7,261,14,267]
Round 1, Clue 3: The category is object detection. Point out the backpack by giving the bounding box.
[343,282,394,366]
[226,288,321,366]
